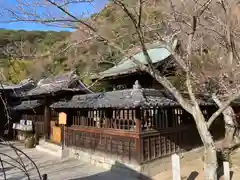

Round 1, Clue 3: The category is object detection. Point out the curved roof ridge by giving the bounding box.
[91,38,178,80]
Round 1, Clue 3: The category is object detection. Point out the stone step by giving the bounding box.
[39,139,62,150]
[36,140,63,158]
[36,145,62,158]
[36,140,70,159]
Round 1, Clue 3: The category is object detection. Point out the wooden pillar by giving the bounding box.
[135,107,142,163]
[135,108,142,133]
[44,105,51,141]
[42,174,47,180]
[7,109,13,140]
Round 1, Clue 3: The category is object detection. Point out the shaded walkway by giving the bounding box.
[0,142,139,180]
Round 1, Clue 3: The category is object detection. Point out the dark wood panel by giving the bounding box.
[65,127,139,162]
[68,126,139,138]
[22,114,45,136]
[140,125,196,137]
[141,126,202,163]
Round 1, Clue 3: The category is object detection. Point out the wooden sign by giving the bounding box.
[58,112,67,125]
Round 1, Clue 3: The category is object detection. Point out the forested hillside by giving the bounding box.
[0,0,166,84]
[0,29,70,83]
[0,29,70,59]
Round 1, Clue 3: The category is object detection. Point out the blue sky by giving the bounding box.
[0,0,108,31]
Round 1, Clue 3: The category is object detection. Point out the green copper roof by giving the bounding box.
[91,39,178,79]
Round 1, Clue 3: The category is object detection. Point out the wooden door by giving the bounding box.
[51,123,61,144]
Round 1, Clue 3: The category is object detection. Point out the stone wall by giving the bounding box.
[65,146,197,179]
[67,147,142,177]
[65,141,223,179]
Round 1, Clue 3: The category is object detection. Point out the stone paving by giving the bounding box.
[0,142,139,180]
[2,141,240,180]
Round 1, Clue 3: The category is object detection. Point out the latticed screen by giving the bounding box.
[71,109,136,131]
[65,128,137,161]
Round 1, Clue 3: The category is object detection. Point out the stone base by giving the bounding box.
[65,147,178,179]
[66,147,146,178]
[65,144,219,179]
[36,139,64,158]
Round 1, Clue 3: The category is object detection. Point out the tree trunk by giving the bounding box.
[222,107,236,149]
[194,108,218,180]
[219,106,237,168]
[204,147,218,180]
[212,95,237,149]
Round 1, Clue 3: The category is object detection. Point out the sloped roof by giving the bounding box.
[51,87,213,109]
[90,39,178,80]
[20,71,92,97]
[51,88,177,109]
[0,78,34,91]
[13,100,44,111]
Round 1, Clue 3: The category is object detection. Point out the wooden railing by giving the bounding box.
[72,109,136,131]
[65,127,139,162]
[65,107,220,164]
[140,125,202,163]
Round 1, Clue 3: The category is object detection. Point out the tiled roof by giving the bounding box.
[13,100,44,111]
[20,71,92,97]
[0,79,35,91]
[51,87,214,109]
[90,40,178,80]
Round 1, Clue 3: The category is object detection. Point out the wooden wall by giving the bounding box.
[65,127,139,162]
[21,110,45,137]
[62,106,223,164]
[19,107,60,141]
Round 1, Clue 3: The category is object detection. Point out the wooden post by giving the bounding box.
[44,105,51,141]
[61,125,65,150]
[42,174,47,180]
[135,108,142,133]
[135,108,142,163]
[135,119,141,133]
[223,161,230,180]
[59,112,67,150]
[172,154,181,180]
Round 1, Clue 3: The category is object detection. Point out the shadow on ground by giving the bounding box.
[69,161,151,180]
[186,171,199,180]
[69,161,237,180]
[183,168,234,180]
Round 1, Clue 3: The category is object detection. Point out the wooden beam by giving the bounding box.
[134,107,142,163]
[44,105,51,140]
[68,126,139,138]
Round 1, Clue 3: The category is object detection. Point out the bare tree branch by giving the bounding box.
[207,93,239,128]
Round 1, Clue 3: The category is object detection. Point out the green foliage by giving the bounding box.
[67,0,166,87]
[0,29,70,59]
[0,0,166,87]
[5,60,33,83]
[83,76,112,92]
[0,29,70,82]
